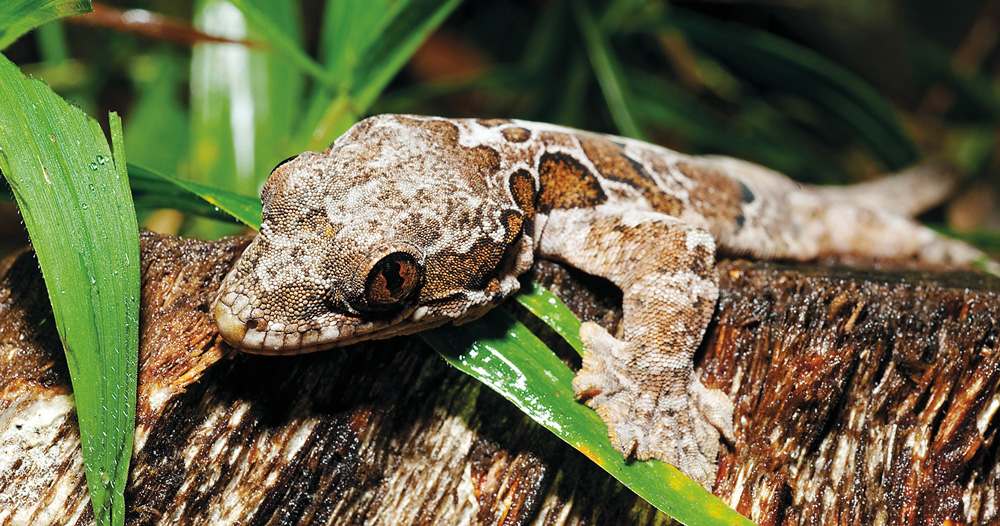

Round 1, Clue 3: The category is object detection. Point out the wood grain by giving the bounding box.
[1,232,998,525]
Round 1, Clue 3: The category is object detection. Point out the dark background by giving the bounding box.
[5,0,999,250]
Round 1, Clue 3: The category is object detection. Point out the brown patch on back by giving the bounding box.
[676,161,744,227]
[537,152,607,212]
[501,127,531,143]
[580,136,684,216]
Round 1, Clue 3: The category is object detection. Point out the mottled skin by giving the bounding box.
[213,114,995,487]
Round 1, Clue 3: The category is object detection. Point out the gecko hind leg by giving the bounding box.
[540,208,733,488]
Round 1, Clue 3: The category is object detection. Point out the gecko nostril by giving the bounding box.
[245,317,267,331]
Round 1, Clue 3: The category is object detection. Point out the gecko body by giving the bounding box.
[213,114,993,486]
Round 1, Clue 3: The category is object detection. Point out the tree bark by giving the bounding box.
[0,232,998,525]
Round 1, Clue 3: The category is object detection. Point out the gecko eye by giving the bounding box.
[361,252,423,311]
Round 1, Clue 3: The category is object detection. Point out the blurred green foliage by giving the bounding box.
[7,0,999,235]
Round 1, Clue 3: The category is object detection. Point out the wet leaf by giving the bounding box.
[514,282,585,355]
[0,54,138,526]
[0,0,91,49]
[422,308,753,526]
[128,163,260,228]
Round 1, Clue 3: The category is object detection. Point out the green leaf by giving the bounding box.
[574,2,645,139]
[34,21,69,64]
[227,0,332,87]
[295,0,401,149]
[625,69,846,183]
[129,163,261,228]
[421,309,753,526]
[301,0,464,151]
[0,0,91,50]
[317,0,403,82]
[514,282,584,355]
[0,54,139,526]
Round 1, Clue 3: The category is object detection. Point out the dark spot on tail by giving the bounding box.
[676,161,744,228]
[579,136,684,216]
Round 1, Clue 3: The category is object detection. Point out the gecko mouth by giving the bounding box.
[212,293,442,355]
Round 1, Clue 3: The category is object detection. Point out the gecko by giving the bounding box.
[211,114,997,487]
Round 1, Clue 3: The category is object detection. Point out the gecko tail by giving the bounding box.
[815,162,958,217]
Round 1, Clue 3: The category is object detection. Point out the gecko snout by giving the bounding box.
[212,287,370,354]
[213,299,248,348]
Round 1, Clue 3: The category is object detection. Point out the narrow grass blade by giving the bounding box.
[296,0,402,149]
[0,55,139,526]
[302,0,463,150]
[422,309,752,526]
[125,54,189,176]
[0,0,91,49]
[1,160,260,226]
[515,282,584,355]
[625,69,846,183]
[228,0,332,87]
[574,2,644,139]
[35,21,69,63]
[318,0,403,81]
[129,163,261,228]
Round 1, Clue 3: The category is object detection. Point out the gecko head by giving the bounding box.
[212,115,532,354]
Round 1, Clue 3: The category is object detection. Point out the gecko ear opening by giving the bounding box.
[358,251,424,312]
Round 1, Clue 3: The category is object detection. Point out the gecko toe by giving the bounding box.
[691,377,736,442]
[624,438,639,462]
[573,323,729,488]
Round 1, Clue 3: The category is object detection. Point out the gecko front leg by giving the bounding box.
[539,206,734,487]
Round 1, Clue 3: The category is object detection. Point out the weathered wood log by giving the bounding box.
[1,232,999,525]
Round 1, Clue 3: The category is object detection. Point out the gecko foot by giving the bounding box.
[572,321,733,488]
